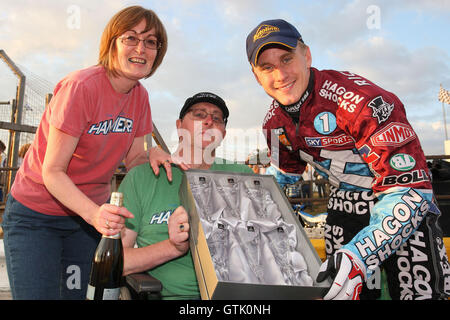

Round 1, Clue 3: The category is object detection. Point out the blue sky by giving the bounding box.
[0,0,449,160]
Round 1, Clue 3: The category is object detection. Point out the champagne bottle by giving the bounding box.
[86,192,124,300]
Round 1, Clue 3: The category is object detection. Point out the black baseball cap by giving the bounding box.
[179,92,229,124]
[246,19,303,66]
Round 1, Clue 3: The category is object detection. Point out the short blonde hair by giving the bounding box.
[98,6,168,78]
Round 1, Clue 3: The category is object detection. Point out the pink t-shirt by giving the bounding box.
[12,65,153,216]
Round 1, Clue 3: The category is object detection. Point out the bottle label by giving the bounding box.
[103,288,120,300]
[86,284,95,300]
[86,284,120,300]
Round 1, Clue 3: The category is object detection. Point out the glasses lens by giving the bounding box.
[144,39,159,49]
[191,110,224,124]
[121,36,160,50]
[122,36,138,46]
[211,115,224,124]
[192,110,207,119]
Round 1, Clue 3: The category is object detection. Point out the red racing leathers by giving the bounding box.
[263,67,450,299]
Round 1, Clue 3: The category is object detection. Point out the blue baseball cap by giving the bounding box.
[246,19,303,66]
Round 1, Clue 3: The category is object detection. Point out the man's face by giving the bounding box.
[176,102,227,162]
[252,44,312,106]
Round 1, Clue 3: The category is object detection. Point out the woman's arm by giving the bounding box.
[42,125,133,235]
[123,136,149,171]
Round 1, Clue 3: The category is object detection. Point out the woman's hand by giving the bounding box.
[167,206,190,255]
[92,203,134,236]
[148,146,190,181]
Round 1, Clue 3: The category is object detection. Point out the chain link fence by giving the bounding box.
[0,49,53,204]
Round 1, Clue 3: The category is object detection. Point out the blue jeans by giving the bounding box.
[1,195,100,299]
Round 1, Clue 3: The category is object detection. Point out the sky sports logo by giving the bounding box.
[305,133,354,147]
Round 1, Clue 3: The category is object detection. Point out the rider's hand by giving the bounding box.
[316,251,365,300]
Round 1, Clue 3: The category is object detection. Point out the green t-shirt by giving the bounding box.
[118,158,252,299]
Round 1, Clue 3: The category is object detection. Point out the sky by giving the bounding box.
[0,0,449,161]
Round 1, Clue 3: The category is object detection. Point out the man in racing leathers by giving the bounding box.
[246,19,450,300]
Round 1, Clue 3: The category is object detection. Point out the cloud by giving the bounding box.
[0,1,127,82]
[411,120,447,155]
[396,0,450,12]
[327,34,449,130]
[324,32,450,155]
[1,0,449,159]
[330,36,448,92]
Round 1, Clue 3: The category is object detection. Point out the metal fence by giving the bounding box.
[0,49,53,201]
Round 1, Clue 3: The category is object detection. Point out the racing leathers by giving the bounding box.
[263,67,450,299]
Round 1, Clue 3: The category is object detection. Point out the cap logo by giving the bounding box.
[195,93,218,100]
[253,24,280,42]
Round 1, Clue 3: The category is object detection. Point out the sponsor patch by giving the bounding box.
[370,122,416,147]
[390,154,416,172]
[339,71,372,87]
[263,101,279,126]
[354,189,429,271]
[368,96,394,124]
[313,111,337,135]
[305,133,354,147]
[358,144,380,164]
[274,127,293,151]
[382,169,430,186]
[319,80,366,113]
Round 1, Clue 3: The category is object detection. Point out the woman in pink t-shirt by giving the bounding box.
[2,6,179,300]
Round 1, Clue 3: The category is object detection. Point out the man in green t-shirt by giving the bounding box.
[119,92,253,299]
